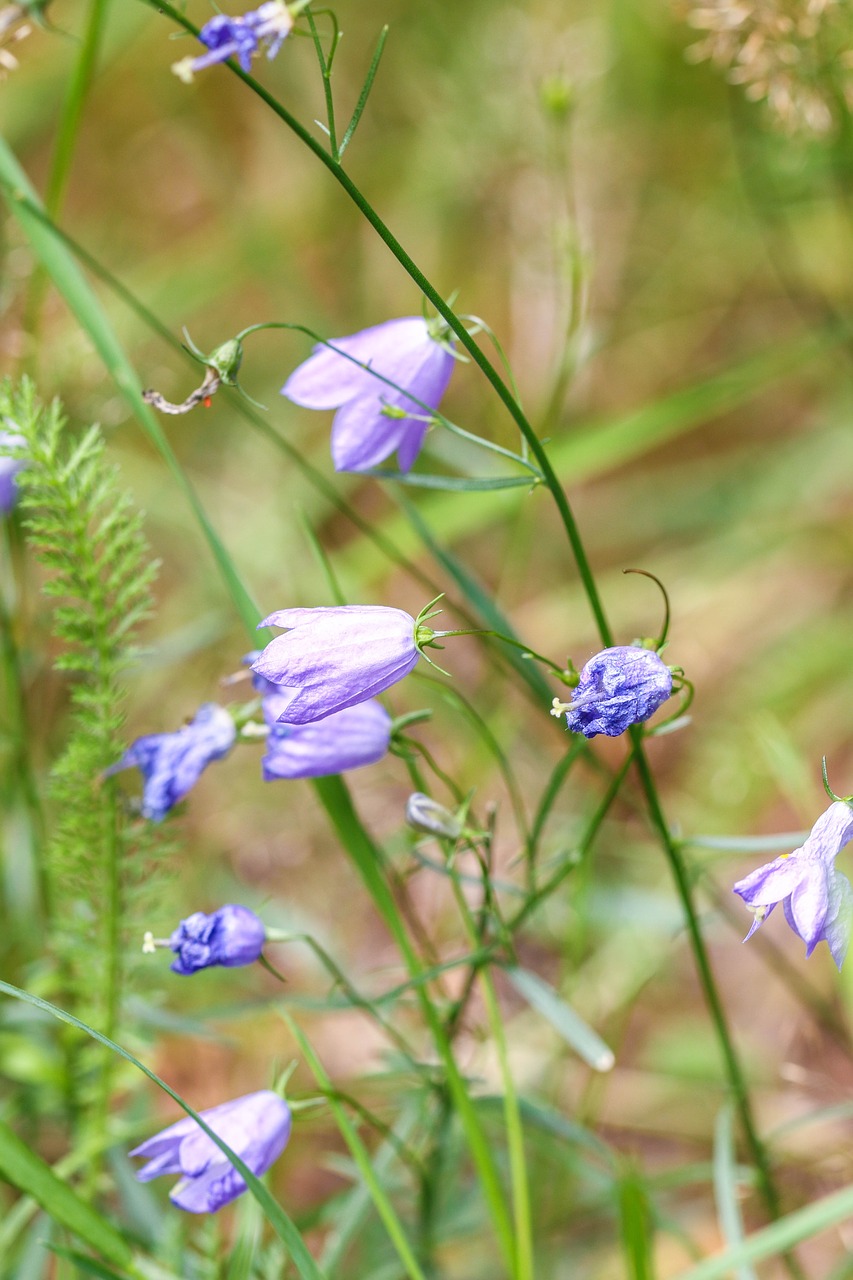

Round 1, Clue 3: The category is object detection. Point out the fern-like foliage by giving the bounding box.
[2,377,164,1112]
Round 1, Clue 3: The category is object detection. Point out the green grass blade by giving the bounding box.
[617,1166,654,1280]
[505,966,615,1072]
[713,1105,758,1280]
[399,497,554,707]
[310,774,516,1273]
[0,981,326,1280]
[0,1117,133,1271]
[368,471,536,492]
[671,1185,853,1280]
[0,136,261,636]
[45,1245,127,1280]
[283,1013,429,1280]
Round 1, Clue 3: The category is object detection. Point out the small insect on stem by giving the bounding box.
[142,366,221,415]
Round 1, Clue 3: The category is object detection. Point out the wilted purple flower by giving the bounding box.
[168,905,266,975]
[131,1090,291,1214]
[281,317,455,473]
[172,1,293,82]
[252,606,420,724]
[555,646,673,738]
[734,801,853,969]
[0,429,25,513]
[262,697,391,780]
[105,704,236,821]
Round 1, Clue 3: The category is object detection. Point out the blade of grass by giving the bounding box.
[311,773,517,1274]
[0,981,326,1280]
[0,137,261,636]
[283,1014,429,1280]
[713,1105,758,1280]
[0,1118,133,1272]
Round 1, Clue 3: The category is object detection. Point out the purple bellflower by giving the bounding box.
[262,697,392,780]
[172,1,293,82]
[734,800,853,969]
[553,646,673,738]
[106,703,236,821]
[167,905,267,975]
[252,606,421,724]
[0,428,25,513]
[131,1090,291,1214]
[281,317,455,473]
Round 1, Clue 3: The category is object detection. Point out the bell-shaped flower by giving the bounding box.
[252,605,420,724]
[131,1091,291,1214]
[261,697,391,780]
[558,646,673,738]
[168,905,267,975]
[281,317,455,473]
[105,703,236,821]
[734,800,853,969]
[172,0,293,81]
[0,428,25,513]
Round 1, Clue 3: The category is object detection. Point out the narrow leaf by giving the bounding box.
[0,1118,133,1270]
[713,1105,757,1280]
[505,966,615,1072]
[0,982,326,1280]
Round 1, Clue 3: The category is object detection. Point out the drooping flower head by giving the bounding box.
[734,800,853,969]
[172,1,293,82]
[131,1091,291,1214]
[281,317,456,473]
[0,428,25,514]
[105,703,236,821]
[555,645,673,738]
[262,697,392,780]
[252,606,422,724]
[166,905,267,975]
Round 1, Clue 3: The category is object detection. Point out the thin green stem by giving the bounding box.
[512,750,632,933]
[447,865,533,1280]
[433,626,571,681]
[313,775,516,1275]
[138,0,787,1237]
[24,0,111,364]
[305,9,338,159]
[629,736,788,1230]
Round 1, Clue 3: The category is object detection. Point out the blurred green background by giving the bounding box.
[4,0,853,1275]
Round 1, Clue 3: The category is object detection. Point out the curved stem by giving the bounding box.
[139,0,785,1233]
[433,627,571,681]
[629,735,787,1231]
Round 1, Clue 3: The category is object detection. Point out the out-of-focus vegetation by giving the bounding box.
[4,0,853,1276]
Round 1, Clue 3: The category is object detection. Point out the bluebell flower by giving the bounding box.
[553,646,673,738]
[734,801,853,969]
[172,1,293,82]
[131,1091,291,1214]
[168,905,267,975]
[281,317,455,473]
[106,704,236,821]
[252,606,421,724]
[262,698,392,780]
[0,428,25,514]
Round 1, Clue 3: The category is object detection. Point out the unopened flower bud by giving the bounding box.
[405,792,462,840]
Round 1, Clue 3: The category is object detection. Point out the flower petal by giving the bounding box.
[823,870,853,969]
[252,606,418,724]
[733,854,806,907]
[262,699,391,779]
[785,866,830,954]
[800,800,853,865]
[282,318,441,410]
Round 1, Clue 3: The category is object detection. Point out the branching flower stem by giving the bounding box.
[139,0,787,1237]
